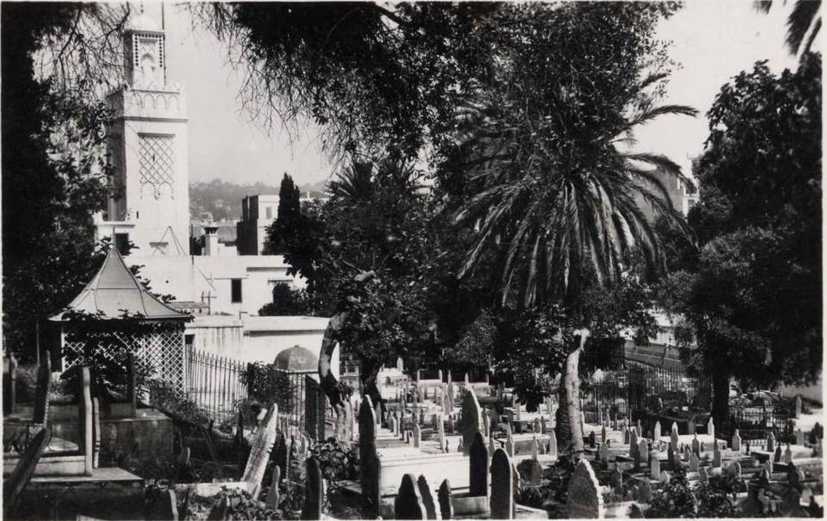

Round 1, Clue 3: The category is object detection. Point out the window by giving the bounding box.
[114,233,130,255]
[265,206,273,219]
[231,278,243,303]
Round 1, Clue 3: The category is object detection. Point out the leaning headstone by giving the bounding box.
[490,449,514,519]
[654,421,662,441]
[567,458,604,519]
[301,456,323,521]
[395,474,426,520]
[417,475,438,520]
[438,479,453,520]
[459,389,484,456]
[767,431,776,453]
[4,426,51,512]
[469,432,489,497]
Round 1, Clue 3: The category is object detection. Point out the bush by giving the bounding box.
[310,438,358,486]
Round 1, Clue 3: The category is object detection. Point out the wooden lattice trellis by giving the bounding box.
[62,323,186,392]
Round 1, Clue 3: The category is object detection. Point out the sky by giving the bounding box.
[151,1,811,187]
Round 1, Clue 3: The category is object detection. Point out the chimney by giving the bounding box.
[204,225,219,256]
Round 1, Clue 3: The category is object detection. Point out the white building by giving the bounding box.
[92,13,327,363]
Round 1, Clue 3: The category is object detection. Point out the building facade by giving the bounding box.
[237,194,279,255]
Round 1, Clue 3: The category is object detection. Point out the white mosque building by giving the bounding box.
[92,12,328,363]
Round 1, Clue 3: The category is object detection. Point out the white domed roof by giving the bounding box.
[126,13,162,33]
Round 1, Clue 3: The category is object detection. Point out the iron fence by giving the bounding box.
[184,346,247,424]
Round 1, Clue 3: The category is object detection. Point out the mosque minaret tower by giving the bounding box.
[95,10,190,256]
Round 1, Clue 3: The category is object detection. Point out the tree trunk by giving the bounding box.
[555,329,589,454]
[318,313,346,410]
[711,370,730,433]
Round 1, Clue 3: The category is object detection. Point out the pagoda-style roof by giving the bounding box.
[50,248,189,322]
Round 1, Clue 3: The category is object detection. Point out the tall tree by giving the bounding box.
[264,172,302,254]
[666,55,821,427]
[755,0,822,59]
[443,3,695,451]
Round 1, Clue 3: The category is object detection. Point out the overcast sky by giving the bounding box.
[153,1,809,187]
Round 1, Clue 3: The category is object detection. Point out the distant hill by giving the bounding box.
[190,178,330,222]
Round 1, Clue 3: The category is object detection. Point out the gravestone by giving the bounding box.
[505,433,515,457]
[459,390,484,456]
[417,475,438,520]
[654,421,662,441]
[667,444,674,469]
[670,430,679,457]
[767,431,776,453]
[689,452,699,472]
[713,440,722,468]
[650,451,660,481]
[375,401,382,428]
[567,458,604,519]
[438,480,453,520]
[438,413,446,451]
[601,425,607,444]
[540,416,547,434]
[548,428,558,459]
[773,445,782,463]
[637,479,652,503]
[698,466,708,483]
[588,431,597,449]
[687,417,695,435]
[630,430,639,460]
[534,417,541,435]
[413,424,422,448]
[731,429,741,452]
[638,439,649,465]
[266,466,281,509]
[783,444,792,464]
[707,417,715,440]
[3,426,51,512]
[389,416,397,436]
[490,449,514,519]
[610,468,622,494]
[623,426,630,445]
[469,432,489,497]
[395,474,426,520]
[795,395,802,418]
[531,435,540,461]
[796,429,805,446]
[359,396,381,518]
[301,457,323,521]
[599,442,609,464]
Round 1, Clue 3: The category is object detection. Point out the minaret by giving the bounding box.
[95,10,189,256]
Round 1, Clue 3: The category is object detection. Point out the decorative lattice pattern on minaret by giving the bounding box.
[138,134,175,199]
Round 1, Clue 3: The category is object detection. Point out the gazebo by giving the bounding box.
[50,247,191,392]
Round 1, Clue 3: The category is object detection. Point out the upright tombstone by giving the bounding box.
[469,432,489,497]
[598,442,609,464]
[534,417,542,435]
[773,445,782,463]
[692,435,700,457]
[707,417,715,441]
[670,429,680,458]
[301,457,323,521]
[796,429,805,446]
[767,431,776,453]
[650,451,661,481]
[731,429,741,452]
[540,416,548,435]
[548,428,558,459]
[795,395,802,419]
[687,417,696,435]
[531,435,540,461]
[712,441,722,468]
[623,425,630,445]
[459,390,484,456]
[637,479,652,503]
[413,424,422,448]
[698,466,708,484]
[638,439,649,466]
[567,459,604,519]
[689,452,699,472]
[395,474,426,520]
[654,421,662,441]
[417,475,439,520]
[438,413,446,451]
[266,465,281,509]
[79,366,93,476]
[438,480,453,520]
[359,396,381,519]
[630,429,639,461]
[490,449,514,520]
[601,425,607,444]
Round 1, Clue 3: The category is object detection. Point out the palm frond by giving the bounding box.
[787,0,821,55]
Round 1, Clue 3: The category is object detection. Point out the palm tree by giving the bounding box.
[447,4,697,452]
[755,0,822,59]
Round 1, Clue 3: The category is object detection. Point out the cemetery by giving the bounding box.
[2,2,824,521]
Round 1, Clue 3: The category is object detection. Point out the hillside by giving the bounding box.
[190,178,330,222]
